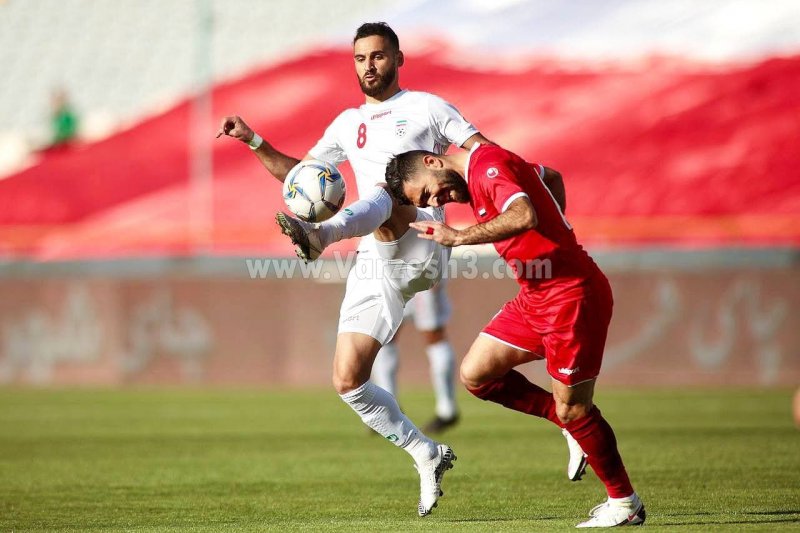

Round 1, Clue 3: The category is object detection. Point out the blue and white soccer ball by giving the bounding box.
[282,160,346,222]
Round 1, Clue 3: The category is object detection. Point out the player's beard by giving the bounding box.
[358,66,398,98]
[439,169,471,204]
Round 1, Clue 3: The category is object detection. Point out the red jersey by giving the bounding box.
[465,144,601,295]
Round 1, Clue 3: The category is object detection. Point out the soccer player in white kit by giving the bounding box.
[217,22,490,516]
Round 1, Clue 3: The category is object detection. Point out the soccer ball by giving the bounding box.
[282,160,346,222]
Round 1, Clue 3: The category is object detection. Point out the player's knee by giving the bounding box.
[459,361,486,389]
[459,369,476,389]
[332,372,363,395]
[556,401,592,425]
[423,327,446,345]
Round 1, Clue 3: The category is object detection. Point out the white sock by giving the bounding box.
[608,493,638,506]
[426,340,458,419]
[317,186,393,248]
[340,381,437,464]
[371,342,399,397]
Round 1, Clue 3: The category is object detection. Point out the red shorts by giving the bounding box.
[481,275,613,386]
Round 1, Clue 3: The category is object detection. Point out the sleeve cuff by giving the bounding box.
[501,192,529,213]
[455,126,480,148]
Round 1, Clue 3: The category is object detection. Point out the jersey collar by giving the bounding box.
[464,142,481,183]
[361,89,408,109]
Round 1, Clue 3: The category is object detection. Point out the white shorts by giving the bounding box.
[338,209,445,345]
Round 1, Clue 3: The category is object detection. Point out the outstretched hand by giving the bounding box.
[409,221,461,247]
[215,115,254,143]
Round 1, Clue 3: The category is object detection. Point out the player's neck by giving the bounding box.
[364,85,403,105]
[443,151,469,175]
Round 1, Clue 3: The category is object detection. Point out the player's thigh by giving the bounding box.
[541,278,613,387]
[460,334,541,388]
[338,258,403,344]
[336,259,406,392]
[333,332,383,394]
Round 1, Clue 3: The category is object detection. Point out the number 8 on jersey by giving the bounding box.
[356,123,367,148]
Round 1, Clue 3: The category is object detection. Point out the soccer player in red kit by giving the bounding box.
[384,143,646,528]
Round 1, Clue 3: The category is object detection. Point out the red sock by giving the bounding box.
[565,406,634,498]
[467,370,561,425]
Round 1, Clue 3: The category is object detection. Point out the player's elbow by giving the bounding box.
[543,167,563,186]
[521,206,537,230]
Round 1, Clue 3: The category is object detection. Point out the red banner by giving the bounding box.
[1,51,798,258]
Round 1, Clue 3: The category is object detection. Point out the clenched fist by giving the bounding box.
[216,115,254,143]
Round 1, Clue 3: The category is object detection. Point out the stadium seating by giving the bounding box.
[0,0,388,154]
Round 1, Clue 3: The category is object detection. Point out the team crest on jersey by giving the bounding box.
[395,119,407,137]
[487,167,499,178]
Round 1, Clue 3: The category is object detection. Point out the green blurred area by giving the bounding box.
[0,388,798,532]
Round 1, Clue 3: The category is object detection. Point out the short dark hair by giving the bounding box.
[353,22,400,51]
[384,150,431,205]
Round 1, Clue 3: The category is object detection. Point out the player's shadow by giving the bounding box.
[443,516,560,523]
[661,510,800,526]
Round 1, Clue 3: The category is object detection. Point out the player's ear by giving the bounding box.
[421,154,442,169]
[396,50,404,67]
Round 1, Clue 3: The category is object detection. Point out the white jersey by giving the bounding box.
[320,92,474,343]
[309,89,478,199]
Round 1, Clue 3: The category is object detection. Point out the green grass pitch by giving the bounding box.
[1,388,798,531]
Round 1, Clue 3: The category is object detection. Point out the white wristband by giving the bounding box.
[248,133,263,150]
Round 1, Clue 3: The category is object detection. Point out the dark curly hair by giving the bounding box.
[384,150,432,205]
[353,22,399,51]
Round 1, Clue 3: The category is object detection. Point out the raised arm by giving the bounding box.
[410,196,537,247]
[216,115,300,182]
